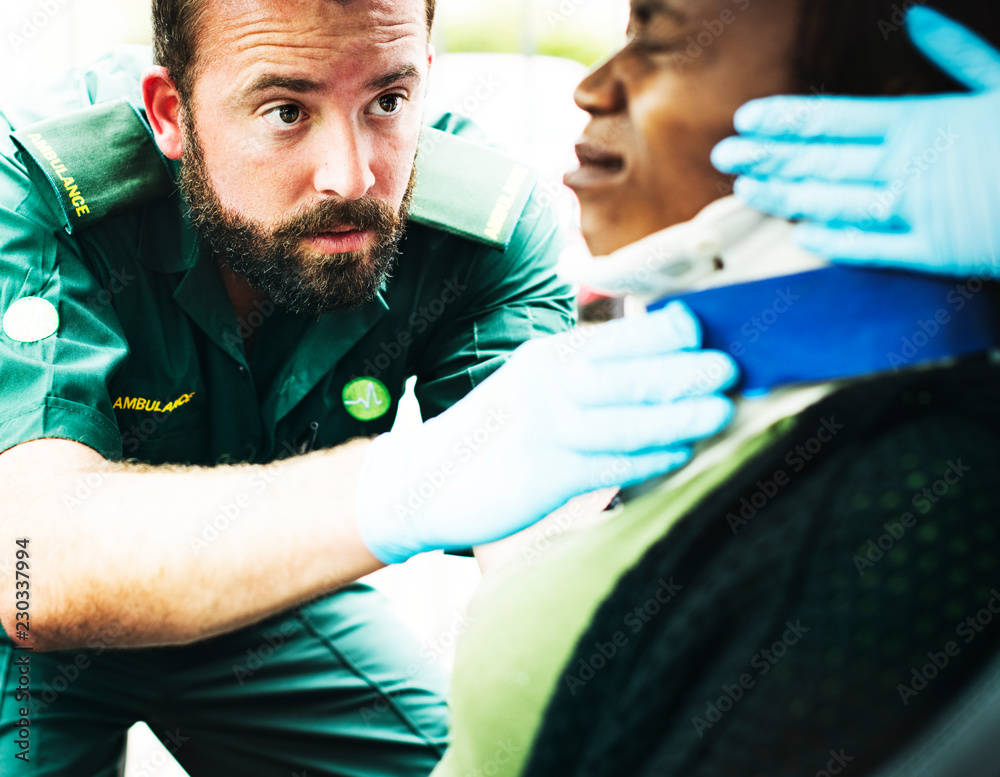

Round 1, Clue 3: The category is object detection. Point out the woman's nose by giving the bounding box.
[574,55,627,116]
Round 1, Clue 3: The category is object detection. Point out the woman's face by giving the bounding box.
[565,0,801,256]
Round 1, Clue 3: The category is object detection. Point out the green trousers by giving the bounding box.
[0,583,449,776]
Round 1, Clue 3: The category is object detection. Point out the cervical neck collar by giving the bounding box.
[559,196,827,304]
[562,197,998,393]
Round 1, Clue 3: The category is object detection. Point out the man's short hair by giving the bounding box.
[152,0,436,100]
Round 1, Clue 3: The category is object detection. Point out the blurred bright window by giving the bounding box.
[1,0,628,103]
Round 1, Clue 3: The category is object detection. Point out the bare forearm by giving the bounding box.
[0,439,382,651]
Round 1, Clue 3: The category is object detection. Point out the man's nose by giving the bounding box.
[312,117,376,200]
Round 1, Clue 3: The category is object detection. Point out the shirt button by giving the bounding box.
[239,366,247,374]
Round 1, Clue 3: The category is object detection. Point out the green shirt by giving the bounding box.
[0,48,574,466]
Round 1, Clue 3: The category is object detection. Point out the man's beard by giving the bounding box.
[178,120,415,316]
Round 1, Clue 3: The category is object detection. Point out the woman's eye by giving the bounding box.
[632,35,674,51]
[370,94,404,117]
[629,37,684,58]
[262,104,304,127]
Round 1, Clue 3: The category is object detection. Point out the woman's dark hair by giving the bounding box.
[793,0,1000,96]
[522,3,1000,777]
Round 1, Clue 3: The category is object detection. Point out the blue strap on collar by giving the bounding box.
[648,267,998,393]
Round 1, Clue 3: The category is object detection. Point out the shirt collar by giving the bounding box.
[136,175,391,373]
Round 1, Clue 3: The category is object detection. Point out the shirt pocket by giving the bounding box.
[114,390,209,465]
[121,417,210,465]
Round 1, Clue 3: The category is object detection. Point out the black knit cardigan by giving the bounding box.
[523,353,1000,777]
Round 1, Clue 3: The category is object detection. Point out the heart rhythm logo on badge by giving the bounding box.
[342,378,391,422]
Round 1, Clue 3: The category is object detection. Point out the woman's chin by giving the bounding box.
[579,191,730,258]
[580,214,672,258]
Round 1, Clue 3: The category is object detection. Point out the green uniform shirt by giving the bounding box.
[0,47,575,467]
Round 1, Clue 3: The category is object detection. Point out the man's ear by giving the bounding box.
[427,44,435,71]
[142,66,184,160]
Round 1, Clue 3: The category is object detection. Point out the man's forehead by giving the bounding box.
[196,0,427,61]
[206,0,426,28]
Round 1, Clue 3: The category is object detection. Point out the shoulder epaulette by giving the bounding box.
[10,99,173,234]
[409,128,538,252]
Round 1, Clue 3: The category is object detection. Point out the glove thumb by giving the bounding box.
[906,6,1000,92]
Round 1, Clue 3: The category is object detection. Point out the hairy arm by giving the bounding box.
[0,438,382,652]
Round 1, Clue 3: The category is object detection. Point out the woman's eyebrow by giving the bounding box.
[632,0,688,25]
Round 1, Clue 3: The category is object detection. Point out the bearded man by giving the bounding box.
[0,0,740,774]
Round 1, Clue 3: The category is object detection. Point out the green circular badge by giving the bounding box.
[342,378,391,422]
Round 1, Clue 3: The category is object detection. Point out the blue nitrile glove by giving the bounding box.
[355,301,738,564]
[711,6,1000,278]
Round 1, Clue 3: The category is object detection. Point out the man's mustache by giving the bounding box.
[272,196,402,242]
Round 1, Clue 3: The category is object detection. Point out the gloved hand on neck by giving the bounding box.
[355,301,739,564]
[712,6,1000,279]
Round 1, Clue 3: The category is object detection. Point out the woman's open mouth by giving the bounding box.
[564,143,627,190]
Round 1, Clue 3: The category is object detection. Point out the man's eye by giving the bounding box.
[370,94,404,117]
[262,104,304,127]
